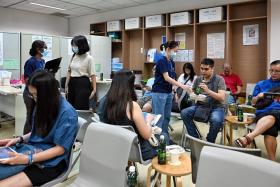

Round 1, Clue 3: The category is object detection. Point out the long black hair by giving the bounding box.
[183,62,196,81]
[28,70,60,136]
[105,69,137,124]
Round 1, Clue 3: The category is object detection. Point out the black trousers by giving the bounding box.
[23,88,33,134]
[68,76,91,110]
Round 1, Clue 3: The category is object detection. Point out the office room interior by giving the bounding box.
[0,0,280,187]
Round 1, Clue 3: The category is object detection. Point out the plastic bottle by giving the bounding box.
[158,135,166,165]
[127,165,137,187]
[247,95,253,106]
[237,106,243,122]
[195,87,202,95]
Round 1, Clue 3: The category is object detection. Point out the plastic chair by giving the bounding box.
[185,134,262,184]
[196,146,280,187]
[121,125,151,165]
[40,117,89,187]
[70,122,137,187]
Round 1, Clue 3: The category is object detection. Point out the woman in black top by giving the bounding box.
[99,70,157,160]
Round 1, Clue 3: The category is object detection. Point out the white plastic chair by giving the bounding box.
[196,146,280,187]
[70,122,137,187]
[185,134,262,184]
[40,117,89,187]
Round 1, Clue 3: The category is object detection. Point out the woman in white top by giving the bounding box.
[65,35,96,110]
[177,62,197,88]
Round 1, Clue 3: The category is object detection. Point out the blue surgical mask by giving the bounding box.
[72,46,79,54]
[170,50,176,60]
[41,50,48,57]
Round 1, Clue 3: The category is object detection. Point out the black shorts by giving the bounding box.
[23,160,66,186]
[255,111,280,137]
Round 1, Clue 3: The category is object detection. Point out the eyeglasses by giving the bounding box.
[200,67,210,71]
[269,69,280,74]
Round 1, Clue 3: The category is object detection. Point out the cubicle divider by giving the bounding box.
[0,32,20,80]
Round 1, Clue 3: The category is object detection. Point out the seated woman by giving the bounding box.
[0,70,78,186]
[98,69,157,160]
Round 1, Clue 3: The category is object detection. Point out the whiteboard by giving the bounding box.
[90,35,111,79]
[0,32,20,80]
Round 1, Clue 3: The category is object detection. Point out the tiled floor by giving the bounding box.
[1,118,279,187]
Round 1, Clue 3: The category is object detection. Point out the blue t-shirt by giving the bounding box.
[28,96,78,167]
[252,78,280,116]
[24,57,45,80]
[152,56,176,93]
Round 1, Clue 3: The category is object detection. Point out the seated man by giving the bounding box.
[137,66,155,112]
[234,60,280,161]
[181,58,226,143]
[220,63,243,103]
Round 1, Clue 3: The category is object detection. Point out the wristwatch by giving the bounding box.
[17,136,24,144]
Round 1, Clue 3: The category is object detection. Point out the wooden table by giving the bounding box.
[146,153,192,187]
[224,116,254,145]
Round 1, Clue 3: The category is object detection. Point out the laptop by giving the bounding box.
[44,57,62,73]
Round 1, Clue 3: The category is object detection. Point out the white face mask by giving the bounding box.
[72,46,79,54]
[170,50,176,60]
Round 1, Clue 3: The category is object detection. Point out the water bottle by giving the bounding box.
[237,106,243,122]
[127,166,137,187]
[247,95,253,106]
[158,135,166,165]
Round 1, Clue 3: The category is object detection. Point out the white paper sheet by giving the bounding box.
[173,49,194,62]
[42,36,53,61]
[0,33,3,66]
[243,24,259,45]
[175,33,186,49]
[207,33,225,59]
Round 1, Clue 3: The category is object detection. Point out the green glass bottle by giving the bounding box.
[158,135,166,165]
[195,87,202,95]
[127,166,137,187]
[237,106,243,122]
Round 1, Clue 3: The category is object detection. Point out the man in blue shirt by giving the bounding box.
[234,60,280,161]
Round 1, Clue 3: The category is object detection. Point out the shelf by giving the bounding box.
[168,24,194,28]
[144,61,156,64]
[229,16,267,22]
[112,41,122,43]
[196,20,227,25]
[124,28,143,31]
[144,26,167,30]
[91,31,105,35]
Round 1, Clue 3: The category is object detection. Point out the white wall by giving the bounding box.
[270,0,280,62]
[0,7,68,36]
[69,0,253,36]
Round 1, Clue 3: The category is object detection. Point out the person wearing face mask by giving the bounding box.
[65,35,96,110]
[23,40,47,134]
[151,41,192,144]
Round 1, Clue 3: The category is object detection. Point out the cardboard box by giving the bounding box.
[199,7,224,23]
[170,12,191,26]
[145,15,163,28]
[125,17,140,30]
[107,20,121,32]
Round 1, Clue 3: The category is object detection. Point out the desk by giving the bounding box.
[146,154,191,187]
[224,116,254,145]
[0,86,25,136]
[96,79,111,101]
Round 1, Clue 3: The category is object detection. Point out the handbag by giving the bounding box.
[193,75,217,123]
[193,104,212,123]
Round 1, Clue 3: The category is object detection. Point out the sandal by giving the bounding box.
[234,135,252,148]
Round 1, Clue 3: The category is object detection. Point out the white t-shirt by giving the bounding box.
[69,53,96,77]
[177,74,197,88]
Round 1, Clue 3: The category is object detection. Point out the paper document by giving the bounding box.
[207,33,225,59]
[243,24,259,45]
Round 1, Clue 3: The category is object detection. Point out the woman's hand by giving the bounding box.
[89,90,96,99]
[0,152,29,165]
[0,138,19,147]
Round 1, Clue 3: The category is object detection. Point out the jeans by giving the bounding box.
[152,92,173,142]
[181,105,225,143]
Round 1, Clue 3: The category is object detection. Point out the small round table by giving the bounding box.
[224,116,254,145]
[146,153,192,187]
